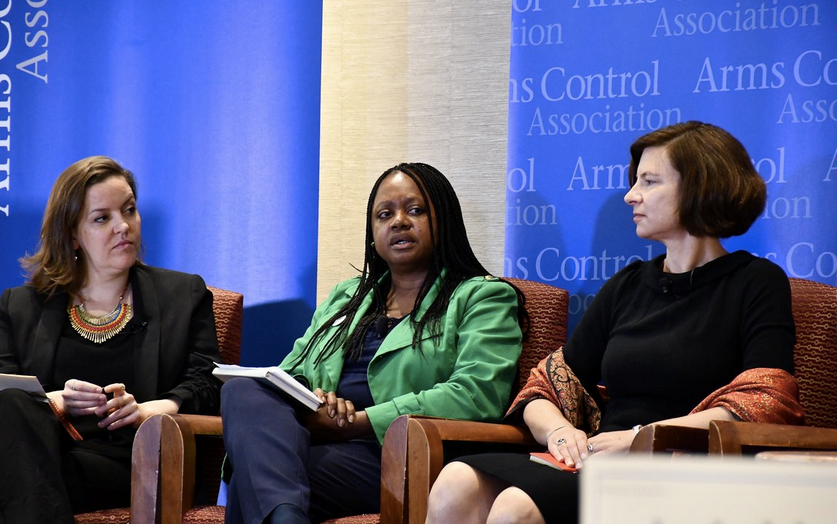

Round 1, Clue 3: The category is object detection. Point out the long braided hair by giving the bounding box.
[290,162,528,365]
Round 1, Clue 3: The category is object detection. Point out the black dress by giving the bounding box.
[458,252,795,524]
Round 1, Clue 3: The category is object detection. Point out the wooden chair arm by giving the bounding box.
[384,415,535,524]
[166,413,224,436]
[157,413,223,524]
[629,424,709,454]
[130,414,165,524]
[379,415,408,524]
[406,415,537,445]
[709,420,837,456]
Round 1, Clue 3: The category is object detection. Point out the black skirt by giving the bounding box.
[457,452,579,524]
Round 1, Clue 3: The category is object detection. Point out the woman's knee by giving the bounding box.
[427,461,502,522]
[221,378,300,445]
[220,377,258,404]
[0,388,53,429]
[220,378,270,418]
[0,388,38,414]
[430,461,481,497]
[487,487,545,524]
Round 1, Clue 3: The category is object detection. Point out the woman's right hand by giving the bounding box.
[60,378,108,417]
[545,425,591,469]
[524,398,591,468]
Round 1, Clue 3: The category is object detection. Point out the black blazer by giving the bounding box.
[0,265,221,414]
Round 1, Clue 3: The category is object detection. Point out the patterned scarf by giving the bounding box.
[505,347,805,434]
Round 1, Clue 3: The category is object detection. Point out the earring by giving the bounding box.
[370,241,375,247]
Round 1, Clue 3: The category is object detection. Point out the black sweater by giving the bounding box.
[563,251,795,432]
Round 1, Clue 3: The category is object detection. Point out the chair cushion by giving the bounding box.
[321,514,382,524]
[73,508,130,524]
[179,507,381,524]
[183,505,227,523]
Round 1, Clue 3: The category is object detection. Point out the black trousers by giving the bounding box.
[221,378,382,524]
[0,389,132,524]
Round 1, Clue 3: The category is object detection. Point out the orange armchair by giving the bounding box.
[73,285,243,524]
[147,278,568,524]
[706,278,837,457]
[400,276,837,523]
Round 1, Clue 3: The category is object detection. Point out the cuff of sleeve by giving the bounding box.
[161,391,191,413]
[365,402,401,445]
[503,395,544,423]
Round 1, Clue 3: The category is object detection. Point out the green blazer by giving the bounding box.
[281,273,523,444]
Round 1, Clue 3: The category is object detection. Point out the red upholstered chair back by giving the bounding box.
[207,286,244,367]
[191,287,243,507]
[160,280,567,524]
[788,278,837,429]
[504,278,569,395]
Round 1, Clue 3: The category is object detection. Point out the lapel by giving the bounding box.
[310,283,376,388]
[131,267,160,400]
[29,292,69,383]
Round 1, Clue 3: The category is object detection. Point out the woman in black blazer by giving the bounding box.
[0,156,221,523]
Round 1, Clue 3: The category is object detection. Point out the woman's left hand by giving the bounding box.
[307,388,357,428]
[303,389,374,442]
[94,383,142,430]
[586,429,635,455]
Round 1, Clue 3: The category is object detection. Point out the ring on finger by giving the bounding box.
[587,443,595,452]
[556,438,566,445]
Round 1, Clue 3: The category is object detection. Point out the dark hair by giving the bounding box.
[295,162,528,364]
[628,121,766,238]
[20,156,140,297]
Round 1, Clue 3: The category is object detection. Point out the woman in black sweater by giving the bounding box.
[425,121,805,524]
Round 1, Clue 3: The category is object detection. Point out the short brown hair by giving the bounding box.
[628,121,766,238]
[20,156,139,297]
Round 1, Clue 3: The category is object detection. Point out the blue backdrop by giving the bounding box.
[0,1,323,365]
[3,2,835,357]
[505,0,837,331]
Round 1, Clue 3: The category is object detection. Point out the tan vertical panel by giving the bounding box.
[405,1,511,279]
[319,1,510,302]
[318,1,410,301]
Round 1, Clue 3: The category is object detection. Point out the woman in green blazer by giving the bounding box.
[221,163,528,524]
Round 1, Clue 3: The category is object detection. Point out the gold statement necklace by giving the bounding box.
[68,286,132,344]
